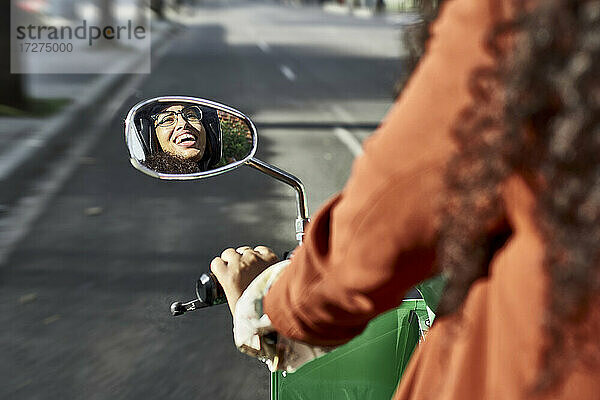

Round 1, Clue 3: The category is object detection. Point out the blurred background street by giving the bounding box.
[0,0,432,398]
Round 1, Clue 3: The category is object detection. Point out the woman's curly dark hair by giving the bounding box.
[436,0,600,392]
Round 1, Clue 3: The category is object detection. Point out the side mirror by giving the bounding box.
[124,96,257,179]
[125,96,310,243]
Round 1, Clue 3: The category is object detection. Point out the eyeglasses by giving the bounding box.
[153,106,203,128]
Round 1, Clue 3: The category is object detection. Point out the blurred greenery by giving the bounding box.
[218,117,253,166]
[0,97,71,117]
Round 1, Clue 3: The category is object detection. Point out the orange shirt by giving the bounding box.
[263,0,600,398]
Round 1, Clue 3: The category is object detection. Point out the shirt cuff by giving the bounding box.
[233,260,334,372]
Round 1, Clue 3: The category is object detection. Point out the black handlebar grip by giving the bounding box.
[196,273,227,306]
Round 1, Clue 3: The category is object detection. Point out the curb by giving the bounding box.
[0,22,179,208]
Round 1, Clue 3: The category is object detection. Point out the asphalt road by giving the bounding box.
[1,2,405,399]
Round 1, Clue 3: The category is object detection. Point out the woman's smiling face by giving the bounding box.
[154,105,207,162]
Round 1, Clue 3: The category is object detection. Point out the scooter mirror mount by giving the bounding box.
[124,96,309,243]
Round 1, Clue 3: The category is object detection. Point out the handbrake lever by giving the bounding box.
[170,272,226,316]
[170,299,209,316]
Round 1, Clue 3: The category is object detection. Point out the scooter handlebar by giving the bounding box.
[171,251,292,316]
[170,273,226,316]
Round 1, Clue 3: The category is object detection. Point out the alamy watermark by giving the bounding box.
[11,1,151,74]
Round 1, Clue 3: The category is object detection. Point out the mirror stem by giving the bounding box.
[247,158,310,244]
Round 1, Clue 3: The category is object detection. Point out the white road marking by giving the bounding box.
[330,105,365,158]
[0,25,179,266]
[257,40,270,53]
[280,65,296,81]
[334,127,363,158]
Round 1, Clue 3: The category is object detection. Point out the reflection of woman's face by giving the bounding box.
[154,105,206,162]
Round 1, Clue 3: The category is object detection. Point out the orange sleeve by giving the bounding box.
[263,0,504,346]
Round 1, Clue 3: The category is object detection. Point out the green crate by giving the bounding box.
[271,276,445,400]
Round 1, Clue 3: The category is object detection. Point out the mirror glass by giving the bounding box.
[125,97,257,179]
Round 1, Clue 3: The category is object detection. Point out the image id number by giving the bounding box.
[21,42,74,53]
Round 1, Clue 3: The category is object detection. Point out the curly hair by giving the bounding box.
[436,0,600,392]
[143,152,202,174]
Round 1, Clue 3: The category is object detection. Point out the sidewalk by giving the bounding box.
[0,17,179,206]
[322,1,421,25]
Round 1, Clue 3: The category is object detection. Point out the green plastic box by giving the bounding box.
[271,276,445,400]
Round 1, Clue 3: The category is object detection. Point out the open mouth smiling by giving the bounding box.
[173,131,198,147]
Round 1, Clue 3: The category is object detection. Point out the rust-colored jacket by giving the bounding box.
[263,0,600,398]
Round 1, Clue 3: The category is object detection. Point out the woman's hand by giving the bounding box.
[211,246,279,315]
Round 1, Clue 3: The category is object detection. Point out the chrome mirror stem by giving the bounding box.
[247,158,310,244]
